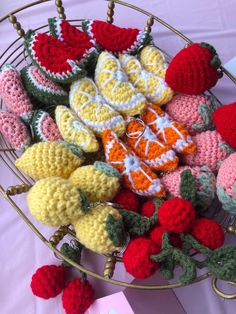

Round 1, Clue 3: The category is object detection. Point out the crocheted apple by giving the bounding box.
[165,43,221,94]
[113,189,139,212]
[31,265,66,299]
[149,226,182,248]
[213,102,236,148]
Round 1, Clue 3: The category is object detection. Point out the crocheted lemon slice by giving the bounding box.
[139,45,168,78]
[119,54,173,106]
[95,52,146,116]
[70,78,126,136]
[55,105,99,153]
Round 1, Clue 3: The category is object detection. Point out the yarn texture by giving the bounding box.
[113,189,139,212]
[149,226,182,248]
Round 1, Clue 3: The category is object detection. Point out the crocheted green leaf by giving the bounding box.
[62,141,84,159]
[78,189,89,214]
[195,166,216,209]
[159,259,175,280]
[61,242,83,267]
[219,141,235,154]
[119,209,151,236]
[180,169,197,207]
[106,214,126,248]
[217,185,236,215]
[94,161,121,178]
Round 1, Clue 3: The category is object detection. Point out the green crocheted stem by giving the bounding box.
[106,214,126,248]
[180,169,197,207]
[62,141,84,159]
[181,234,212,257]
[149,198,165,226]
[94,161,121,178]
[200,42,221,68]
[159,259,175,280]
[78,189,89,214]
[119,209,151,236]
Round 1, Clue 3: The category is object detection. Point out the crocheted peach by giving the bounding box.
[102,129,166,198]
[0,64,33,122]
[69,78,126,137]
[120,54,173,105]
[166,94,221,134]
[0,112,31,151]
[55,105,99,153]
[217,153,236,215]
[95,52,146,116]
[27,177,87,226]
[69,162,120,203]
[15,141,84,180]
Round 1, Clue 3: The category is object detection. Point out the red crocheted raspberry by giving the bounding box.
[213,102,236,148]
[123,237,161,279]
[113,189,139,212]
[191,218,225,250]
[31,265,66,299]
[149,226,182,248]
[62,279,94,314]
[141,200,156,218]
[158,198,196,234]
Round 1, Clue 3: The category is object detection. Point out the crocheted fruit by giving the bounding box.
[21,65,68,105]
[82,19,151,55]
[182,130,231,172]
[15,141,83,180]
[213,102,236,148]
[216,153,236,215]
[69,78,126,137]
[27,177,88,226]
[102,129,166,198]
[161,166,216,209]
[165,42,221,94]
[31,110,62,142]
[31,265,66,299]
[113,189,139,212]
[141,200,156,218]
[139,45,168,78]
[191,218,224,250]
[0,64,33,122]
[62,279,94,314]
[73,203,126,254]
[142,103,196,155]
[55,105,99,153]
[69,161,120,203]
[166,94,221,134]
[124,117,178,172]
[158,198,196,233]
[123,237,161,279]
[0,112,31,151]
[120,54,173,105]
[149,226,182,248]
[24,30,86,84]
[95,52,146,116]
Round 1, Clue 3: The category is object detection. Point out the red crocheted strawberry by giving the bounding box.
[31,265,66,299]
[165,43,221,94]
[191,217,224,250]
[82,20,152,54]
[213,102,236,148]
[62,278,94,314]
[113,189,139,212]
[123,237,161,279]
[141,200,156,218]
[149,226,182,248]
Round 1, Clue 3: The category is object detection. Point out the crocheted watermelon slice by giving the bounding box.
[82,20,152,55]
[24,30,87,84]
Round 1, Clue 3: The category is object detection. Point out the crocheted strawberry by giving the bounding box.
[113,189,139,212]
[123,237,161,279]
[191,218,224,250]
[213,102,236,148]
[149,226,182,248]
[31,265,66,299]
[165,43,221,94]
[62,278,94,314]
[141,200,156,218]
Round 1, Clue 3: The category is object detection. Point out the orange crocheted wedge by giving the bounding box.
[142,104,196,155]
[124,117,179,172]
[102,129,166,198]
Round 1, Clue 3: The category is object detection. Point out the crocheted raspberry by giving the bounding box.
[213,102,236,148]
[113,189,139,212]
[191,218,224,250]
[123,237,160,279]
[141,200,156,218]
[31,265,66,299]
[158,198,196,233]
[62,279,94,314]
[149,226,182,248]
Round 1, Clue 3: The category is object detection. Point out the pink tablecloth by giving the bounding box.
[1,1,236,313]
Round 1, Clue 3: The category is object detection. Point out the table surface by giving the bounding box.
[1,1,236,313]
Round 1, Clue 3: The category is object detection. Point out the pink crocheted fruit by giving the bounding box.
[149,226,182,248]
[166,94,220,134]
[113,189,139,212]
[182,130,232,171]
[0,64,33,122]
[0,111,31,151]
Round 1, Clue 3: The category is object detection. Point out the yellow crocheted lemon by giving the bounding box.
[70,78,126,137]
[73,203,126,254]
[95,51,146,116]
[55,105,99,153]
[15,141,84,180]
[119,54,173,106]
[139,45,168,78]
[27,177,88,226]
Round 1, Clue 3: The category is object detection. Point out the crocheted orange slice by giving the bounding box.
[142,104,196,155]
[102,129,166,198]
[125,117,178,172]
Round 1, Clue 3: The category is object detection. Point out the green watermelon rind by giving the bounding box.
[31,110,51,142]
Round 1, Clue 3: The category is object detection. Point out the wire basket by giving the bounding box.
[1,0,236,298]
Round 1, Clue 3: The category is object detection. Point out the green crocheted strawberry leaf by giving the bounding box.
[200,42,221,68]
[106,214,126,248]
[119,209,151,236]
[180,169,197,207]
[217,184,236,215]
[219,141,235,154]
